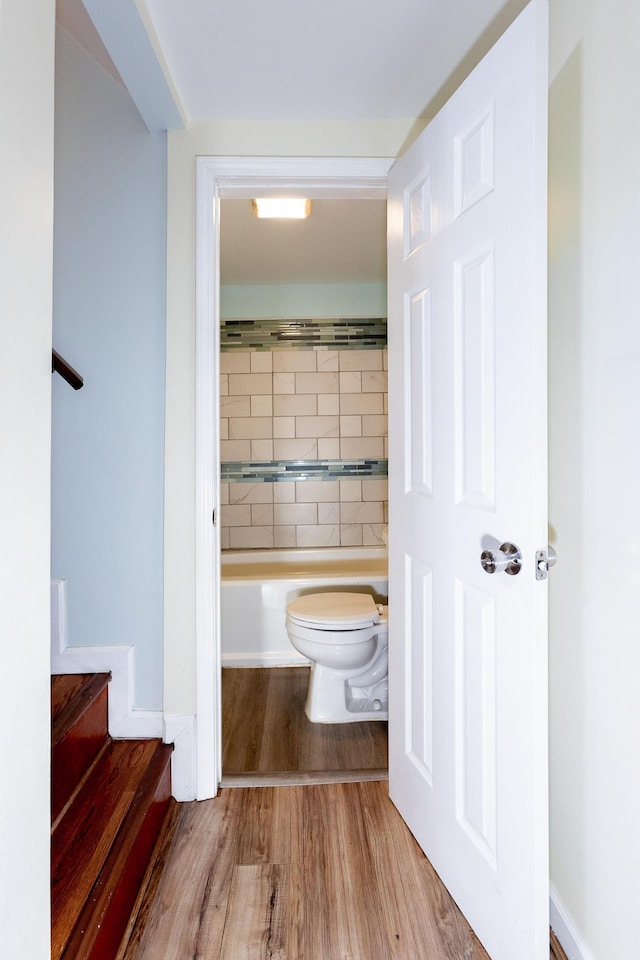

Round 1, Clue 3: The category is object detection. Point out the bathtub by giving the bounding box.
[220,546,388,666]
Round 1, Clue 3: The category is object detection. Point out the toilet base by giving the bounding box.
[304,649,389,724]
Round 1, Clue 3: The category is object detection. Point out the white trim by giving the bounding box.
[194,156,393,801]
[221,653,309,668]
[550,887,594,960]
[164,715,197,801]
[51,578,162,739]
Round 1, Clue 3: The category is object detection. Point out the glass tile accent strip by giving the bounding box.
[221,459,388,483]
[220,317,387,351]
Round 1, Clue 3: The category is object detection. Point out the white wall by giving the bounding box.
[51,26,167,709]
[221,282,387,319]
[0,1,55,956]
[548,0,640,956]
[164,119,421,715]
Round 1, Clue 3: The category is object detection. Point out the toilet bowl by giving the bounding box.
[285,592,388,723]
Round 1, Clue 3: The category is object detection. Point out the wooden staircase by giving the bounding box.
[51,673,174,960]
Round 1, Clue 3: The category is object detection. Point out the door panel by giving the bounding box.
[387,2,549,958]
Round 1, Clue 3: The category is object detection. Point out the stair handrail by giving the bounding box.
[52,349,84,390]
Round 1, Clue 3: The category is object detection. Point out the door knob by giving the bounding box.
[480,542,522,576]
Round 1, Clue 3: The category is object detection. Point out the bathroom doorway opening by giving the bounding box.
[217,193,390,784]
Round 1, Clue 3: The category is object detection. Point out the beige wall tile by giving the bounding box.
[273,351,317,373]
[229,416,272,440]
[295,415,339,439]
[340,437,384,459]
[251,503,274,526]
[250,352,273,373]
[363,522,386,545]
[229,527,274,549]
[220,418,229,440]
[222,503,252,526]
[220,528,230,550]
[316,350,339,371]
[251,439,273,460]
[273,417,295,439]
[220,482,229,505]
[361,478,388,502]
[274,438,318,460]
[383,347,388,371]
[318,438,340,458]
[228,372,273,396]
[339,349,383,372]
[274,525,296,548]
[229,483,273,505]
[340,415,362,437]
[220,374,229,396]
[295,480,340,503]
[296,524,340,548]
[251,395,273,417]
[318,502,340,524]
[295,371,339,394]
[273,371,295,394]
[273,394,317,417]
[341,500,384,524]
[317,394,339,415]
[274,482,296,503]
[383,393,388,415]
[362,414,388,437]
[274,502,317,525]
[339,371,362,394]
[340,393,384,416]
[220,352,251,374]
[340,480,362,502]
[221,395,251,417]
[340,524,363,546]
[220,439,251,461]
[362,370,387,393]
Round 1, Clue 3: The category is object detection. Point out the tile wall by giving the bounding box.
[220,336,388,550]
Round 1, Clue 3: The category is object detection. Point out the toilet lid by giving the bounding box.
[287,592,379,628]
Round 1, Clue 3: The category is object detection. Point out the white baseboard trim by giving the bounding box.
[50,579,162,739]
[221,652,309,668]
[550,886,594,960]
[164,715,197,801]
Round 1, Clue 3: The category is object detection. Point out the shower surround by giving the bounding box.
[219,318,388,550]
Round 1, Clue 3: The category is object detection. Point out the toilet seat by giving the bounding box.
[286,592,380,630]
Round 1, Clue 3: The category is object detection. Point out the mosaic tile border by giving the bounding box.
[221,459,388,483]
[221,317,387,351]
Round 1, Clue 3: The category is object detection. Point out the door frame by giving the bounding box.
[194,156,393,798]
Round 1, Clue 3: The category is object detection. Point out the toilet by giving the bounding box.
[285,592,388,723]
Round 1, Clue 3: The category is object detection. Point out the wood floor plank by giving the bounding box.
[222,667,388,777]
[234,786,304,866]
[123,795,238,960]
[302,782,390,960]
[220,864,303,960]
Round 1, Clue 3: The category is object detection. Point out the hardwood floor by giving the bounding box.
[222,666,388,782]
[120,781,490,960]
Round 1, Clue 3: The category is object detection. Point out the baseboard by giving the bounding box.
[221,652,309,668]
[550,886,594,960]
[164,715,197,801]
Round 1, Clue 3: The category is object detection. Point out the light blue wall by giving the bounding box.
[51,27,166,709]
[221,282,387,319]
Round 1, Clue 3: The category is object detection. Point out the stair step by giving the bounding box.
[51,673,111,820]
[52,737,173,960]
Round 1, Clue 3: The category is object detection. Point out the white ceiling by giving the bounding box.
[142,0,514,121]
[57,0,526,284]
[220,199,387,285]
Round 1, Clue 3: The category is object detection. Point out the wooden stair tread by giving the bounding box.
[52,672,111,746]
[52,738,173,960]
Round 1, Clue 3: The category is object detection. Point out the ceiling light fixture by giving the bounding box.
[251,198,312,219]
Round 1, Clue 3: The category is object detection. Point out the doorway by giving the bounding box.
[194,157,393,800]
[217,192,391,783]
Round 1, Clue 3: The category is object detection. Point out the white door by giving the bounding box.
[387,3,549,959]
